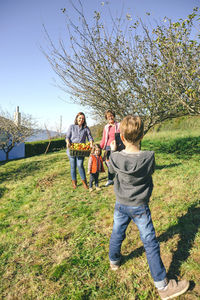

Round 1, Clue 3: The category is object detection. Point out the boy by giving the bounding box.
[108,115,189,300]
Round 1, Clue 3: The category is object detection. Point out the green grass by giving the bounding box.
[0,129,200,299]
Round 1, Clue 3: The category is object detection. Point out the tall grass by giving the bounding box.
[0,128,199,299]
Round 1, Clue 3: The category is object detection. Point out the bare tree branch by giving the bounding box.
[43,3,200,132]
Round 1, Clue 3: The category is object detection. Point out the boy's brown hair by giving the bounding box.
[120,115,144,143]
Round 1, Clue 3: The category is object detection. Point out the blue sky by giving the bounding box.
[0,0,199,131]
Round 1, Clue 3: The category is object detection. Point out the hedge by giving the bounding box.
[25,138,66,157]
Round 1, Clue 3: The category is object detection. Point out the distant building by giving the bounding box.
[0,107,25,162]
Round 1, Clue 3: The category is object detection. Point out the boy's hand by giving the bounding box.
[103,150,107,161]
[110,140,117,151]
[87,171,90,175]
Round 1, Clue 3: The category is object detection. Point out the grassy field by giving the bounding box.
[0,128,200,299]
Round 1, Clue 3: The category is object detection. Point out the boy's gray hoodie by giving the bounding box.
[108,150,155,207]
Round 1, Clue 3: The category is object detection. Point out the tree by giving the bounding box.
[43,1,200,133]
[0,108,36,161]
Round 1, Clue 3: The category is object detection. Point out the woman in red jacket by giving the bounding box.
[88,144,105,192]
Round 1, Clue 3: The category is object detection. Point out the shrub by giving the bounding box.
[25,138,66,157]
[142,136,200,158]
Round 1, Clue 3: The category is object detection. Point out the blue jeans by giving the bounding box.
[109,203,167,288]
[68,155,86,181]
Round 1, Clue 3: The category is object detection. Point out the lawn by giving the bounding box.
[0,129,200,299]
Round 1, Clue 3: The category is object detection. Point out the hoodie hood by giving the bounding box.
[108,150,155,206]
[110,150,155,178]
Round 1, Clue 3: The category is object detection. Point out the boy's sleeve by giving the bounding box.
[106,153,115,174]
[150,152,155,175]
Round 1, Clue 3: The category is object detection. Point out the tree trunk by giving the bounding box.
[6,151,9,161]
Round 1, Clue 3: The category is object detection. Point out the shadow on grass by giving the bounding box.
[142,136,200,158]
[99,176,108,182]
[0,161,43,184]
[155,163,181,170]
[0,156,62,184]
[0,186,7,198]
[122,202,200,281]
[159,203,200,279]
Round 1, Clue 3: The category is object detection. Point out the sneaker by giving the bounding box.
[89,188,93,193]
[158,279,189,300]
[110,260,120,271]
[95,187,101,191]
[105,180,114,187]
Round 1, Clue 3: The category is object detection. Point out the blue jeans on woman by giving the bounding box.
[109,203,167,289]
[68,155,86,181]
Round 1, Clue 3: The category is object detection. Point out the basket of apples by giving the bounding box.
[69,142,92,157]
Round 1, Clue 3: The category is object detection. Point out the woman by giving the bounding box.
[100,109,120,187]
[66,112,94,189]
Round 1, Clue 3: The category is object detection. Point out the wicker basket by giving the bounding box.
[69,149,91,157]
